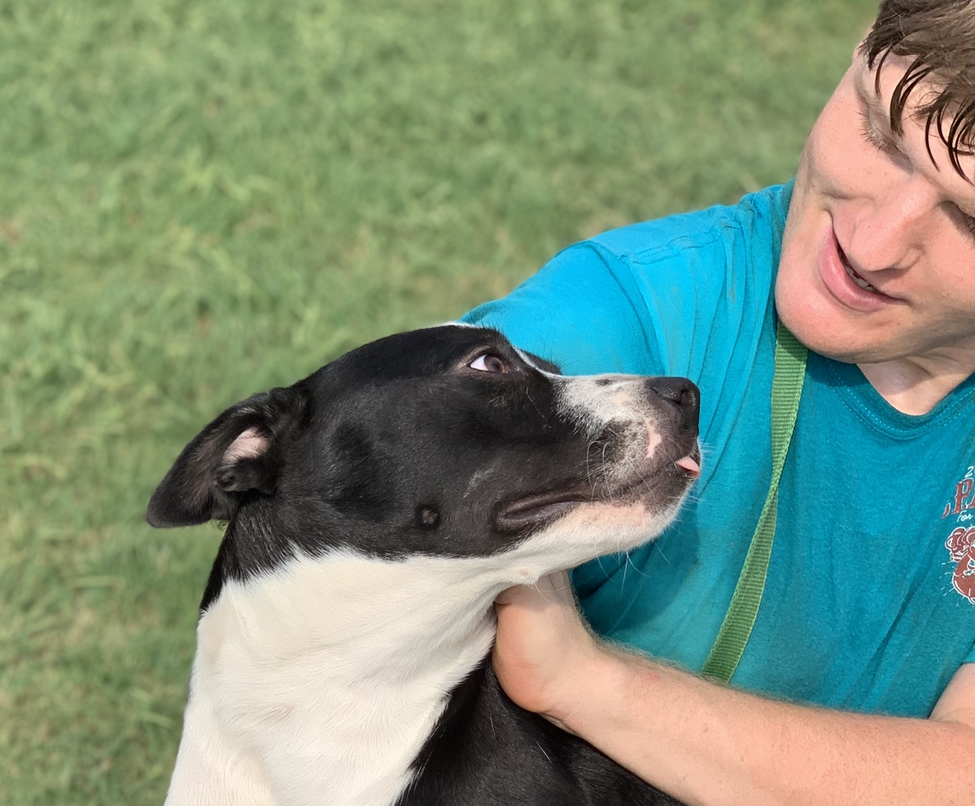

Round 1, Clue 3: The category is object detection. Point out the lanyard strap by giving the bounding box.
[700,322,808,684]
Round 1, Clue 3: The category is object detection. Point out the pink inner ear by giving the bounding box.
[223,427,270,463]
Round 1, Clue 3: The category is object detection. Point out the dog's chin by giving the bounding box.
[494,453,699,534]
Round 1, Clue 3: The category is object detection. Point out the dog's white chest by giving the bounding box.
[166,552,498,806]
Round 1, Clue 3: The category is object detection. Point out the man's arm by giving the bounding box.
[493,572,975,806]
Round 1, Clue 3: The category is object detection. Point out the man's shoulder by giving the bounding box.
[461,182,791,377]
[581,182,793,267]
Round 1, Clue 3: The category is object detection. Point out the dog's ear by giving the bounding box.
[146,386,307,528]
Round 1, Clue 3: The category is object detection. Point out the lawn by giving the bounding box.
[0,0,877,802]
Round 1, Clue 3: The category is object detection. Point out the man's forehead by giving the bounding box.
[854,52,913,114]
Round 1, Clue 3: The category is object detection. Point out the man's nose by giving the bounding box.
[846,175,937,273]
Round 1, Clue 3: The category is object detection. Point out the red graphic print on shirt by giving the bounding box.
[945,527,975,603]
[941,471,975,603]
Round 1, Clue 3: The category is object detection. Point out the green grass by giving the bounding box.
[0,0,878,802]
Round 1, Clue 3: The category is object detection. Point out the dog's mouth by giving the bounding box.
[494,485,595,533]
[495,450,700,533]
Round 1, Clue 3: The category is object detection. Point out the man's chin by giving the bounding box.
[775,288,870,364]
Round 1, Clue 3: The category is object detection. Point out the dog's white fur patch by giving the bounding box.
[166,495,683,806]
[555,374,654,436]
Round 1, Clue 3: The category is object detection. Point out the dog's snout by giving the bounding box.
[645,377,700,436]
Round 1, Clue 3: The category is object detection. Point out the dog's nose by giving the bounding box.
[645,377,700,436]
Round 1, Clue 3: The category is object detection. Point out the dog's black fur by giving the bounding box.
[405,658,681,805]
[149,325,698,805]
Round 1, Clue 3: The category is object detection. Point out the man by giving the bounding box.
[463,1,975,803]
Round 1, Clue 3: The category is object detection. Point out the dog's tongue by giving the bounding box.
[676,455,701,479]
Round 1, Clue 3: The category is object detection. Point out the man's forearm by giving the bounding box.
[561,647,975,806]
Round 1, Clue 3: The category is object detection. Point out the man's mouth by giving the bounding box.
[843,259,877,292]
[837,243,878,292]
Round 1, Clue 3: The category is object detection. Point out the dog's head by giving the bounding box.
[148,325,699,599]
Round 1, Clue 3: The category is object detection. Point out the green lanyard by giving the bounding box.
[700,322,808,684]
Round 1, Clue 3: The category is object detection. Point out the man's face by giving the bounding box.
[776,48,975,367]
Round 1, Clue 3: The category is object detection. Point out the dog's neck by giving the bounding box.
[166,549,513,806]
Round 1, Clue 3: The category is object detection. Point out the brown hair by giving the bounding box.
[863,0,975,178]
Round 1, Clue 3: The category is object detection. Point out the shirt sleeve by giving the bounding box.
[461,241,664,378]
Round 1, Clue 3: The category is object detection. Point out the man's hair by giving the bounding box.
[863,0,975,178]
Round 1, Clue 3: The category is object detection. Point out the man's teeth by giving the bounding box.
[843,260,876,291]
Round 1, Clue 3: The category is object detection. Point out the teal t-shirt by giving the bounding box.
[463,183,975,718]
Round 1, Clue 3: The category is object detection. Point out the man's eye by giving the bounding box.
[858,106,902,158]
[469,353,508,373]
[958,207,975,240]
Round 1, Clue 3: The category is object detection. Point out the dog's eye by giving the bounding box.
[469,353,508,373]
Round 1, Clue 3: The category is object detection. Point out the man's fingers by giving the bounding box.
[495,570,573,607]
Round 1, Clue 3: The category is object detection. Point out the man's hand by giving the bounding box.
[492,574,975,806]
[492,570,603,733]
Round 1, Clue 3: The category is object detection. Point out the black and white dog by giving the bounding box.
[148,324,700,806]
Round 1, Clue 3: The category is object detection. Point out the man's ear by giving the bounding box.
[146,385,307,528]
